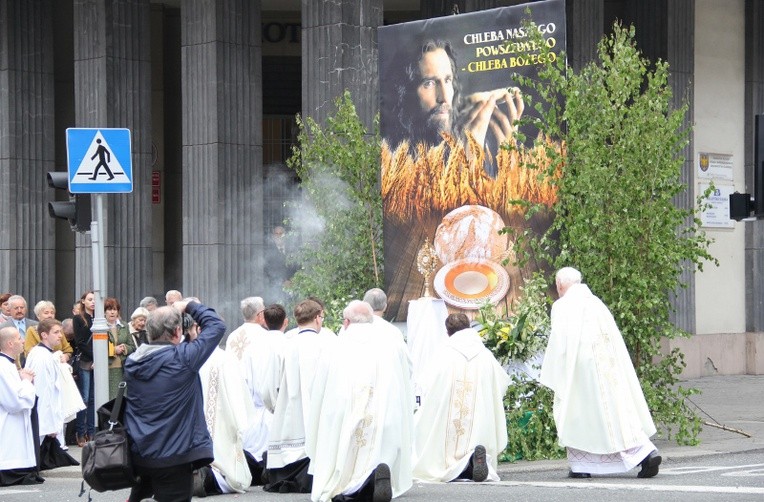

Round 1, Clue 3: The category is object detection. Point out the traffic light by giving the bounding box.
[47,171,91,232]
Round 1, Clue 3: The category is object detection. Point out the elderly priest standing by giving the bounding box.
[0,326,43,486]
[412,313,510,483]
[307,300,413,502]
[540,267,662,479]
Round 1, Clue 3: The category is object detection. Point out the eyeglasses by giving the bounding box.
[317,314,325,320]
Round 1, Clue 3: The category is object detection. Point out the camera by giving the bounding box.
[182,313,194,335]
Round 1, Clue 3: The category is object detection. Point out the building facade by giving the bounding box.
[1,0,762,376]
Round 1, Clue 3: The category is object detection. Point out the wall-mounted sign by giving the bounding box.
[697,152,733,181]
[699,181,734,228]
[152,170,161,204]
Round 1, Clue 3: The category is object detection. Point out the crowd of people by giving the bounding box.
[1,266,662,501]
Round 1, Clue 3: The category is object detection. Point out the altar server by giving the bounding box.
[262,299,336,494]
[0,327,42,485]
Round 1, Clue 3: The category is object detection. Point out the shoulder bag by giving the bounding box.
[81,381,140,492]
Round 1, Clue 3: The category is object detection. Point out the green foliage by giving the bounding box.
[510,23,715,444]
[285,91,384,308]
[502,376,565,461]
[477,272,551,364]
[477,273,564,461]
[320,293,359,334]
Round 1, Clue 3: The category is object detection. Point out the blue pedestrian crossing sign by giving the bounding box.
[66,128,133,193]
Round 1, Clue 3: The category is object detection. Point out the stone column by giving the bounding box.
[745,0,764,331]
[623,0,696,333]
[72,0,153,312]
[181,0,263,326]
[566,0,604,72]
[665,0,696,334]
[0,0,56,304]
[301,0,382,131]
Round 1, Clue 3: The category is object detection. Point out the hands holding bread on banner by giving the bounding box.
[457,86,524,160]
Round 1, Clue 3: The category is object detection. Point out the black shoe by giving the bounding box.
[20,472,45,485]
[637,450,662,478]
[568,470,591,479]
[472,445,489,482]
[373,463,392,502]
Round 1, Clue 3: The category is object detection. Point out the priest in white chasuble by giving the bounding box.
[226,296,267,361]
[307,300,413,502]
[262,299,337,494]
[540,267,661,479]
[194,345,255,496]
[412,313,510,483]
[0,326,42,486]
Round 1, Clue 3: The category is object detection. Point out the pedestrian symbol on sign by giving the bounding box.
[72,131,129,184]
[90,139,114,180]
[67,128,133,194]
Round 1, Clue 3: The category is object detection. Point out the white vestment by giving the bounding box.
[306,322,414,502]
[239,329,284,461]
[263,327,337,469]
[25,345,65,440]
[539,283,657,460]
[199,348,254,493]
[58,360,85,423]
[226,322,268,361]
[0,356,37,470]
[412,328,510,482]
[339,316,405,344]
[406,297,448,397]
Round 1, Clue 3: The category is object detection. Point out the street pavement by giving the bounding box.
[12,374,764,499]
[499,374,764,476]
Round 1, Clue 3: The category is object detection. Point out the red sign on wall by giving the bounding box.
[152,171,161,204]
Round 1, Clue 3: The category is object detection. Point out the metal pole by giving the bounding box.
[91,193,110,410]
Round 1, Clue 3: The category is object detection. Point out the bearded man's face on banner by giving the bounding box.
[415,47,456,140]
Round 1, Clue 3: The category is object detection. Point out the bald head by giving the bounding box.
[0,326,23,358]
[165,290,183,306]
[343,300,374,325]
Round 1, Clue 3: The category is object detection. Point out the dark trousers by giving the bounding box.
[0,468,40,487]
[129,463,194,502]
[455,453,477,480]
[263,456,312,493]
[244,450,266,486]
[76,368,95,437]
[331,470,375,502]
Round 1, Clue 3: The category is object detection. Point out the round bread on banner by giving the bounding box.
[433,204,510,264]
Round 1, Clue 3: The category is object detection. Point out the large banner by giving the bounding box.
[379,0,566,320]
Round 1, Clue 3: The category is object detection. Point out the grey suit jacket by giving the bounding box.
[0,317,39,336]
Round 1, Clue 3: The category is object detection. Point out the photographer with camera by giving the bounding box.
[123,298,225,502]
